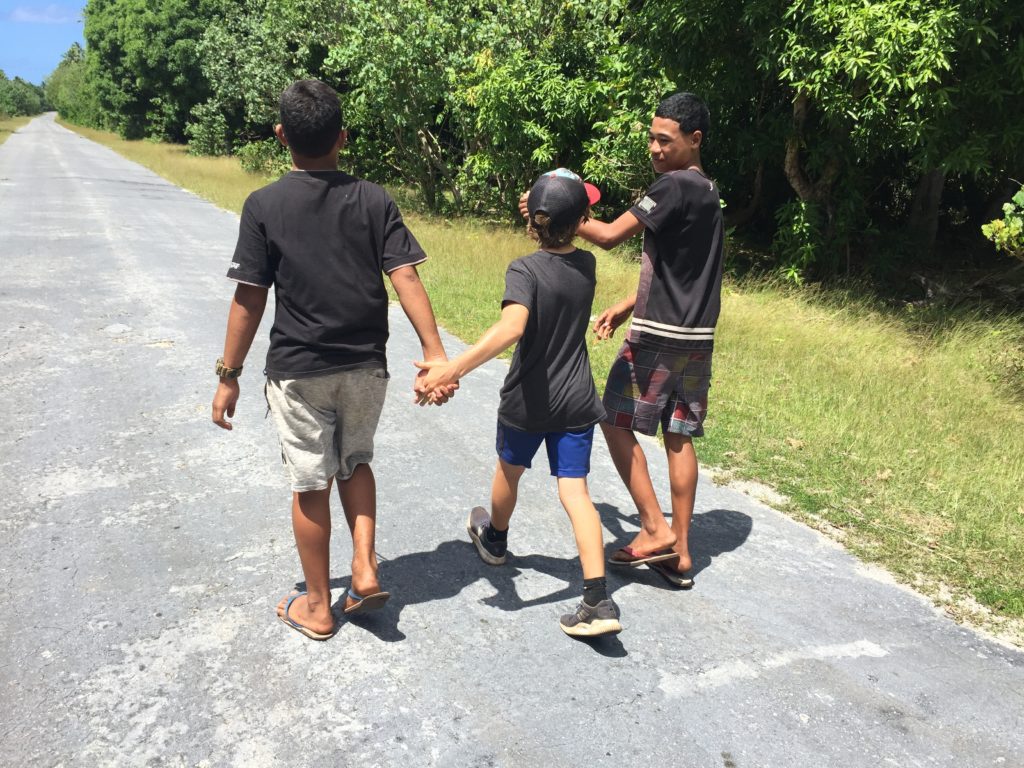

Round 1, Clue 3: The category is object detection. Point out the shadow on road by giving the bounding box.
[290,508,749,651]
[291,539,624,652]
[596,503,753,585]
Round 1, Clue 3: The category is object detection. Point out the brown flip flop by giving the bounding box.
[647,560,695,589]
[608,546,678,567]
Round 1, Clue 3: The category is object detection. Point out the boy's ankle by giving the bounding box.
[485,524,508,542]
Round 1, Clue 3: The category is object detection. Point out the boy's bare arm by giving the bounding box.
[388,264,455,404]
[212,283,268,430]
[576,211,645,250]
[413,303,529,396]
[388,265,446,360]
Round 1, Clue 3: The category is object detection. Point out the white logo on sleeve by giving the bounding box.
[637,196,657,214]
[230,262,241,270]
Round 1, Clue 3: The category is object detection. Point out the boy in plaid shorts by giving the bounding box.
[572,92,723,588]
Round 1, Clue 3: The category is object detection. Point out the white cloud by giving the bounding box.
[7,4,81,24]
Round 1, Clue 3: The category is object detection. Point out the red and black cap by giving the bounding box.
[527,168,601,230]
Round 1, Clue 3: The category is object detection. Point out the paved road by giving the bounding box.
[2,114,1022,767]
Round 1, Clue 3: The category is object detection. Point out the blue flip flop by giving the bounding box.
[278,591,336,640]
[343,588,391,615]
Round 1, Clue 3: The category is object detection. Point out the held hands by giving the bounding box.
[593,300,634,341]
[212,379,240,430]
[412,359,460,406]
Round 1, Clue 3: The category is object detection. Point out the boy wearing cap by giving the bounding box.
[415,169,622,637]
[570,92,723,588]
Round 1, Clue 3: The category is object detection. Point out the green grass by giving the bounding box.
[0,115,32,146]
[63,121,1024,640]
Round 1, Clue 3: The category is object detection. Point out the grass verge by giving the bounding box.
[0,115,32,146]
[63,120,1024,643]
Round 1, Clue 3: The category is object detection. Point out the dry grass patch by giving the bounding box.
[0,115,32,146]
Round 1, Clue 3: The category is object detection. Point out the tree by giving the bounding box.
[84,0,224,140]
[45,44,102,126]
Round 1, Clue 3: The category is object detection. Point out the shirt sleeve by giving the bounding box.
[226,194,273,287]
[381,195,428,274]
[502,259,536,312]
[629,173,683,234]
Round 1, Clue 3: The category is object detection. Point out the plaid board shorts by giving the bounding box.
[602,341,712,437]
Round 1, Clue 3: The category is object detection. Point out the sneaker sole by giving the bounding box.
[466,508,506,566]
[559,618,623,637]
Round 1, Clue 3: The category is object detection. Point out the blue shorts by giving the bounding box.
[495,422,595,478]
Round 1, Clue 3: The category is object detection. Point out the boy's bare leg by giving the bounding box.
[276,486,334,634]
[337,463,382,601]
[490,458,526,530]
[556,477,605,579]
[664,434,698,573]
[599,422,677,553]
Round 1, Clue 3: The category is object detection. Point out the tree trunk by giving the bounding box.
[908,168,946,257]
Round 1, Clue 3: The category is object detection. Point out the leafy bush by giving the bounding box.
[236,137,290,177]
[982,186,1024,262]
[186,100,231,156]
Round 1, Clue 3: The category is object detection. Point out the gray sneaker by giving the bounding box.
[467,506,507,565]
[559,598,622,637]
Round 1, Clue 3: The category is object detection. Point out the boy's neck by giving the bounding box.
[290,152,340,172]
[667,151,703,175]
[543,244,577,255]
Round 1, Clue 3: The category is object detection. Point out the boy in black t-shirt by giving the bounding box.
[415,169,623,637]
[533,93,724,589]
[211,80,452,640]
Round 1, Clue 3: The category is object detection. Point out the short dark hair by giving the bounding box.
[655,92,710,142]
[279,80,343,158]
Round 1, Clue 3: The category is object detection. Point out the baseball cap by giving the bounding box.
[527,168,601,230]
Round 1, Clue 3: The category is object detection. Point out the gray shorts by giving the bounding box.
[265,366,389,491]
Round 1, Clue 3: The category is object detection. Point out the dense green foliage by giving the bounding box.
[49,0,1024,281]
[0,71,46,118]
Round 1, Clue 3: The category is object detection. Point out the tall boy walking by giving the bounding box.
[211,80,450,639]
[563,92,723,587]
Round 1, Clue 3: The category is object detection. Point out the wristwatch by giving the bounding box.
[215,357,243,379]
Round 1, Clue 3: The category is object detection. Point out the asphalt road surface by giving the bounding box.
[2,114,1022,767]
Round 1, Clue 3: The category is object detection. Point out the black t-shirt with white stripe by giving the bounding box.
[628,169,724,350]
[227,171,426,377]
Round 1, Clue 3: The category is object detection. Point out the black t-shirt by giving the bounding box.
[628,169,724,350]
[227,171,426,377]
[497,248,605,433]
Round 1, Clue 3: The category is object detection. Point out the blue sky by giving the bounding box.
[0,1,85,84]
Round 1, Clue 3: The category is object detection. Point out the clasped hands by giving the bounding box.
[412,359,460,406]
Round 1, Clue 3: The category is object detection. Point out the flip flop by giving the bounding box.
[647,560,695,589]
[278,591,336,641]
[343,588,391,615]
[608,546,678,567]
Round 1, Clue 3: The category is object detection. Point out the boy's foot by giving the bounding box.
[559,598,622,637]
[277,591,336,640]
[608,545,677,567]
[467,506,507,565]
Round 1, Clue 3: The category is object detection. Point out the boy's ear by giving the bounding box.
[335,129,348,152]
[690,129,703,149]
[274,124,288,147]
